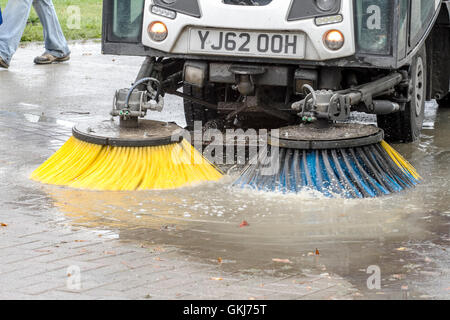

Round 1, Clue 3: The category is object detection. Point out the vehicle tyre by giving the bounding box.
[183,84,219,130]
[377,46,426,143]
[437,94,450,108]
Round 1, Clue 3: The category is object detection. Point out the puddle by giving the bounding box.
[2,102,449,299]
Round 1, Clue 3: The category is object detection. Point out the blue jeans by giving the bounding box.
[0,0,70,64]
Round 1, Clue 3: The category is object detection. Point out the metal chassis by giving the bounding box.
[103,0,450,125]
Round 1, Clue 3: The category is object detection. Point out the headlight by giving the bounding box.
[324,30,344,50]
[151,6,177,19]
[288,0,341,21]
[316,0,338,11]
[315,14,343,26]
[148,21,168,42]
[153,0,201,18]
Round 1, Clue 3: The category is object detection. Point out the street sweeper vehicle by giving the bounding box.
[31,0,450,198]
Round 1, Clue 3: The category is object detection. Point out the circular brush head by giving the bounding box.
[233,124,421,198]
[72,119,183,147]
[31,119,222,191]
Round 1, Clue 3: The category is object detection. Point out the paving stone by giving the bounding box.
[16,279,65,295]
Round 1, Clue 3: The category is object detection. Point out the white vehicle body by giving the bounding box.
[142,0,355,61]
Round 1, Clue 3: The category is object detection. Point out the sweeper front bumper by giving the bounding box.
[234,123,421,198]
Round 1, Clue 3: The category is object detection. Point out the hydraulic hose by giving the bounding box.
[125,77,161,109]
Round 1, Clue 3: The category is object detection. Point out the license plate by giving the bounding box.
[189,28,305,59]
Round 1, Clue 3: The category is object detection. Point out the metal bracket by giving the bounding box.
[111,78,165,120]
[229,65,266,96]
[291,72,404,123]
[328,94,351,121]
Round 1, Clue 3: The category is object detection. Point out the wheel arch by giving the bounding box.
[426,1,450,100]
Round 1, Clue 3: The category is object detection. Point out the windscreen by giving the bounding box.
[111,0,145,42]
[410,0,436,44]
[355,0,393,55]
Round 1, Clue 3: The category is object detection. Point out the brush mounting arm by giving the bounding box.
[292,72,404,122]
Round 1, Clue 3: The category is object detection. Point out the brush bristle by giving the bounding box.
[233,141,421,198]
[31,137,222,191]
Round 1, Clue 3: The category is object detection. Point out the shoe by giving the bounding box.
[0,57,9,69]
[34,53,70,65]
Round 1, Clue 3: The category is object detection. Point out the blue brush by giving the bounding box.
[233,143,420,199]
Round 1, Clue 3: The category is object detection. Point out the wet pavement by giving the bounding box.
[0,41,449,300]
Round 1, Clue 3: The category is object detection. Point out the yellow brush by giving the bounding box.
[31,120,222,191]
[380,140,421,180]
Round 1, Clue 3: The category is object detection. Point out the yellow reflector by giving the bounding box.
[324,30,344,50]
[148,21,168,41]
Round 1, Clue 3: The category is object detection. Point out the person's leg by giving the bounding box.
[33,0,70,59]
[0,0,34,66]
